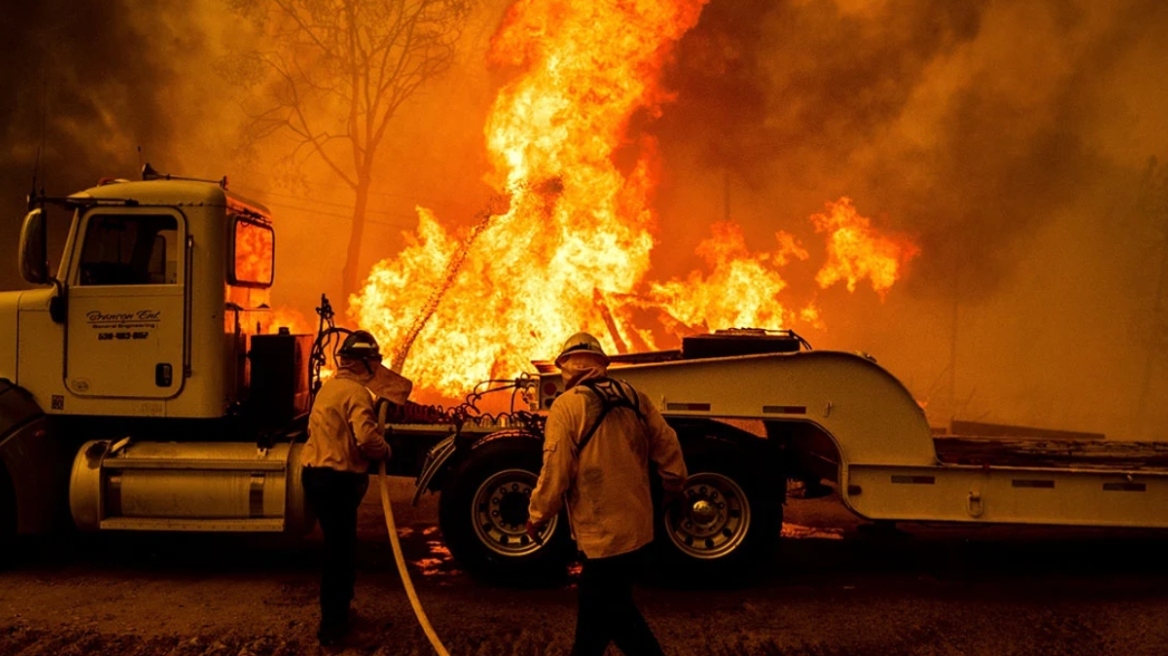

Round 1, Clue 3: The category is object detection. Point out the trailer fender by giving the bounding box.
[670,418,786,494]
[669,418,775,460]
[412,433,456,505]
[412,429,542,505]
[0,380,62,535]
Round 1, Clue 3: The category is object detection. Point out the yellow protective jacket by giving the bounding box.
[302,370,389,473]
[528,375,687,559]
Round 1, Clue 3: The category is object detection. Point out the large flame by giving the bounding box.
[648,223,809,333]
[352,0,707,396]
[812,197,920,296]
[351,0,918,401]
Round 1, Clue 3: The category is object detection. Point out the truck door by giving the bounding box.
[65,208,187,399]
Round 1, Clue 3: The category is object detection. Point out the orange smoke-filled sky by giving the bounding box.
[3,0,1168,437]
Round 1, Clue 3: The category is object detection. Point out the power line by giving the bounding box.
[233,184,423,226]
[260,199,419,228]
[233,185,360,211]
[296,178,432,201]
[235,183,492,232]
[241,178,446,203]
[235,185,420,215]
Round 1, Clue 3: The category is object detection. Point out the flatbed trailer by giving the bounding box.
[914,435,1168,526]
[399,337,1168,580]
[586,348,1168,529]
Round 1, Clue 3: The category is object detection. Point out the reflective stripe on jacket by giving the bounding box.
[528,377,687,559]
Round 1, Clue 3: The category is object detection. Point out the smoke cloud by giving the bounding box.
[3,0,1167,437]
[0,0,262,287]
[649,0,1168,437]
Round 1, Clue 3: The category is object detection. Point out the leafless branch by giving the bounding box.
[224,0,471,294]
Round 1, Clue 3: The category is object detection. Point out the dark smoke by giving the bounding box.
[0,0,210,288]
[4,0,1168,438]
[647,0,1168,436]
[655,0,1167,301]
[660,1,981,187]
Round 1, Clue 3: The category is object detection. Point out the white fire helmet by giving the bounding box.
[338,330,381,361]
[555,332,610,369]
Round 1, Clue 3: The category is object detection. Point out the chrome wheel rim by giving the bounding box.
[664,472,751,560]
[472,468,555,557]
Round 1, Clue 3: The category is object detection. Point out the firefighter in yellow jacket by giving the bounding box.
[302,330,393,646]
[527,332,687,656]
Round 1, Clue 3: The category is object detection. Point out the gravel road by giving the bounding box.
[3,478,1168,655]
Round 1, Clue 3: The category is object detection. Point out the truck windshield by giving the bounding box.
[77,214,179,286]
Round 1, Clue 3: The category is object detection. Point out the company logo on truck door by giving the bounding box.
[86,310,162,325]
[86,309,162,341]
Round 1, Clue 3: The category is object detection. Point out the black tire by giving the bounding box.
[438,438,573,584]
[0,466,16,560]
[655,436,782,584]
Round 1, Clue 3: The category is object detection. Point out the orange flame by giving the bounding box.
[263,308,314,335]
[812,197,919,296]
[648,223,808,333]
[353,0,708,394]
[234,220,274,285]
[351,2,918,400]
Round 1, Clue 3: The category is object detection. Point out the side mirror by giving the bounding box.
[18,209,50,285]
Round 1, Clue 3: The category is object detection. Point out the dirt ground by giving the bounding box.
[4,479,1168,655]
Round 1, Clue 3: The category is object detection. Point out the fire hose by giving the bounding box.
[377,404,452,656]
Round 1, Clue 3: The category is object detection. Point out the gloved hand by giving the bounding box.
[525,519,546,546]
[364,443,393,474]
[662,483,686,512]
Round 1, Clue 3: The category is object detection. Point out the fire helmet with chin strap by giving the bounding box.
[555,332,609,369]
[338,330,382,361]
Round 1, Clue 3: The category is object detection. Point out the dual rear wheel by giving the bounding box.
[0,467,15,559]
[438,439,573,583]
[658,439,781,581]
[437,434,779,584]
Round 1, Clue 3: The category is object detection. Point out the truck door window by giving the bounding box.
[77,214,179,286]
[230,215,274,288]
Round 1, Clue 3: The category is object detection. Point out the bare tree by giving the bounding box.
[233,0,470,301]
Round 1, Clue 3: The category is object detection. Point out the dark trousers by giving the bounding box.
[572,548,665,656]
[302,467,369,629]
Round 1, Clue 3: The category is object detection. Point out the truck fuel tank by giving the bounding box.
[69,440,312,533]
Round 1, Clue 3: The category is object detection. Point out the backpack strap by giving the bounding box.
[574,377,645,453]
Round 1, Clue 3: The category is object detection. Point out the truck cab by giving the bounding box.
[5,177,278,419]
[1,173,313,541]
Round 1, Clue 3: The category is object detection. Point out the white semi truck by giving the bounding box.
[4,171,1168,581]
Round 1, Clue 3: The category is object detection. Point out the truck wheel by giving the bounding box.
[438,438,572,583]
[657,438,780,582]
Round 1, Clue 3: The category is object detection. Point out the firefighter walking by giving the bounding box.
[302,330,397,646]
[527,332,688,656]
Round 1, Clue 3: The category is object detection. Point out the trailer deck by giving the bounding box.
[935,436,1168,471]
